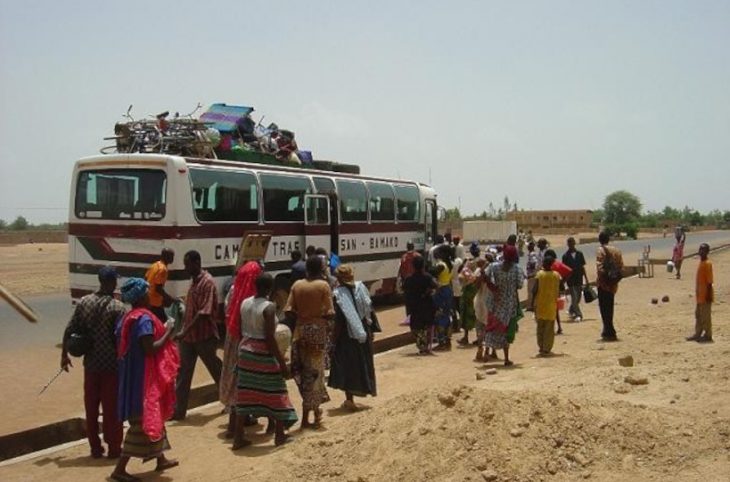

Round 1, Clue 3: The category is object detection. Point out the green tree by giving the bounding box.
[603,191,642,225]
[10,216,29,231]
[0,219,6,230]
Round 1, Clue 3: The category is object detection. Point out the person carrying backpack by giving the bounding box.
[596,231,624,342]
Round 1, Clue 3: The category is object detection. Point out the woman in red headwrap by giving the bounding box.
[483,245,524,366]
[220,260,262,436]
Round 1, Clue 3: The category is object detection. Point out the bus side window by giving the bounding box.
[313,177,335,194]
[366,181,395,222]
[260,173,311,222]
[189,169,258,222]
[395,185,420,222]
[336,179,368,222]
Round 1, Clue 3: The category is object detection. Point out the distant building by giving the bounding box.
[506,210,593,230]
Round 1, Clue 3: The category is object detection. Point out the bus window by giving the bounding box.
[75,169,166,221]
[395,184,420,222]
[366,182,395,221]
[313,177,335,194]
[260,173,312,222]
[189,168,258,222]
[305,195,330,225]
[336,179,368,222]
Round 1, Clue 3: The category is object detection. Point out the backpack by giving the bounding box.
[602,247,622,284]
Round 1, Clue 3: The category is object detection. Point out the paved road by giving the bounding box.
[573,230,730,263]
[2,231,729,352]
[0,293,71,350]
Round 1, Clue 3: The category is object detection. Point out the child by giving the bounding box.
[531,254,561,356]
[473,256,498,361]
[686,243,713,343]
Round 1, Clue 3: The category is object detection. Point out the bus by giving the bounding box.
[68,154,438,302]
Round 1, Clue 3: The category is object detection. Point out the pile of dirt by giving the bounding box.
[276,385,728,482]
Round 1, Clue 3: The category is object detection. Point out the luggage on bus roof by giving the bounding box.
[200,104,254,133]
[332,162,360,174]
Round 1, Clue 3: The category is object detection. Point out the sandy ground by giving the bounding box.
[1,249,728,481]
[0,243,69,296]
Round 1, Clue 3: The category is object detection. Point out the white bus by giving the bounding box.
[69,154,438,301]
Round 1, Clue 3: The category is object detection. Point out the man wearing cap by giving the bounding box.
[61,266,127,459]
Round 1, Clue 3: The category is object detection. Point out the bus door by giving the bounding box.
[304,194,334,254]
[424,199,437,255]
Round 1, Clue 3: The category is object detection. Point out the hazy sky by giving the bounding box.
[1,1,728,223]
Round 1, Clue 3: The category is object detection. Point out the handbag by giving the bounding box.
[67,327,92,357]
[583,285,597,303]
[370,310,383,333]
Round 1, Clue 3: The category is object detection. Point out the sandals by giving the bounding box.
[313,408,324,428]
[155,458,179,472]
[231,439,252,450]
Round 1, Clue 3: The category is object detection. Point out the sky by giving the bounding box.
[1,0,729,223]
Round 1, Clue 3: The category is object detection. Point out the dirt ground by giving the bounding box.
[0,243,69,296]
[1,249,728,481]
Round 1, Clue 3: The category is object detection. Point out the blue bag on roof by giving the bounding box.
[297,150,314,165]
[200,104,254,133]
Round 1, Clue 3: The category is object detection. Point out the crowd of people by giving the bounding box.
[399,230,714,362]
[59,228,714,481]
[61,246,377,481]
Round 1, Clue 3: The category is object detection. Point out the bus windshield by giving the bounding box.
[75,169,167,220]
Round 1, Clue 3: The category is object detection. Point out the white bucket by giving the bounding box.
[666,261,675,273]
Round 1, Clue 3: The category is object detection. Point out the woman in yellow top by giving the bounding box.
[432,245,454,350]
[531,254,561,356]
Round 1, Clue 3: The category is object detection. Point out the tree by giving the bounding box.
[10,216,29,231]
[443,207,462,221]
[0,219,6,230]
[602,191,642,225]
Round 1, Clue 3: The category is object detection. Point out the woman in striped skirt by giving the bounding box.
[233,273,298,448]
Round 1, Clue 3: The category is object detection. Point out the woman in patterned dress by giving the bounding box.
[483,245,524,366]
[285,256,335,428]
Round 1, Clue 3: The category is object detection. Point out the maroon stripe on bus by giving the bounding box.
[68,222,422,239]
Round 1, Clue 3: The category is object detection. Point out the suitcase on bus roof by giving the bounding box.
[200,103,254,133]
